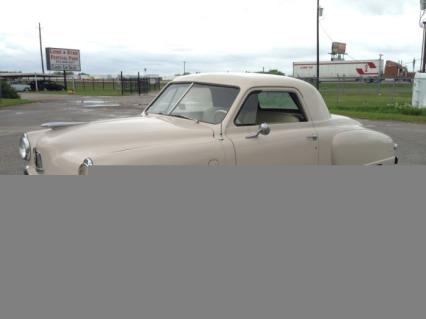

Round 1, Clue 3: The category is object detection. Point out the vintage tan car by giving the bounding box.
[19,73,398,175]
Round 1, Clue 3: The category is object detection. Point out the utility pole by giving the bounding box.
[413,58,416,72]
[183,61,186,75]
[316,0,321,90]
[422,21,426,73]
[421,0,426,73]
[39,23,45,75]
[377,54,383,95]
[412,1,426,108]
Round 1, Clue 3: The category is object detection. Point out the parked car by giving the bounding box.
[10,83,31,92]
[29,80,65,91]
[19,73,398,175]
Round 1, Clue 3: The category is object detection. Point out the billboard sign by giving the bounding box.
[46,48,81,71]
[331,42,347,55]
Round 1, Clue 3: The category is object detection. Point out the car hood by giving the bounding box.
[34,115,215,164]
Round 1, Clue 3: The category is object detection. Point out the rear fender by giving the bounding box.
[332,129,395,165]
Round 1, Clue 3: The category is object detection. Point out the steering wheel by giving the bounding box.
[213,109,228,123]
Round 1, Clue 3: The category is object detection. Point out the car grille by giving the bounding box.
[34,149,44,173]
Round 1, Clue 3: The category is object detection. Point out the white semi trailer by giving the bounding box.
[293,60,384,81]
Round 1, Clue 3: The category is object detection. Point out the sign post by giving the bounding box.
[46,48,81,92]
[330,42,347,61]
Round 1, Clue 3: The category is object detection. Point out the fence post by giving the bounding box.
[121,71,124,96]
[35,74,39,92]
[391,80,396,105]
[336,76,340,106]
[102,78,105,90]
[137,72,141,96]
[376,76,382,96]
[63,70,68,91]
[92,79,95,91]
[113,79,115,90]
[83,79,85,89]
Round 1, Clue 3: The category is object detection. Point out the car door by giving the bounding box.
[225,89,318,165]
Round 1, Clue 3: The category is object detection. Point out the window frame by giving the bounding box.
[233,88,310,127]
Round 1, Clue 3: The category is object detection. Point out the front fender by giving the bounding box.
[94,139,228,166]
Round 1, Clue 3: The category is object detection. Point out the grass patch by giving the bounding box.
[329,110,426,123]
[319,82,426,123]
[0,99,33,107]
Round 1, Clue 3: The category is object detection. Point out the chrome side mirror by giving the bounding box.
[246,123,271,139]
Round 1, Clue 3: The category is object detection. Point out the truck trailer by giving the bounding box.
[293,60,384,82]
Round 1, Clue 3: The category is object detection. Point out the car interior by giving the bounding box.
[235,91,307,126]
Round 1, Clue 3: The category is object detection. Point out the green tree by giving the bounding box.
[0,80,19,99]
[258,69,286,76]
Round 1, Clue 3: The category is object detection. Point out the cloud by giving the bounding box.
[0,0,422,75]
[329,0,408,15]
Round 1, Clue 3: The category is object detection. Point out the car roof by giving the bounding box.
[173,72,311,89]
[172,72,331,122]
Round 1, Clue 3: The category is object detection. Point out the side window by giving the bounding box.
[258,91,299,111]
[235,91,307,126]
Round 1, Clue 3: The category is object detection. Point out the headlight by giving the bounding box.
[19,134,31,161]
[78,158,94,175]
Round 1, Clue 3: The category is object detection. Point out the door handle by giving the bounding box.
[306,135,318,141]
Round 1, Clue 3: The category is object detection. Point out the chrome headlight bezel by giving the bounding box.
[19,133,31,161]
[78,158,94,176]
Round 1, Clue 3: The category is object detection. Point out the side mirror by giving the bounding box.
[246,123,271,139]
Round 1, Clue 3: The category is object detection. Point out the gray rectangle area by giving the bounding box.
[0,167,425,319]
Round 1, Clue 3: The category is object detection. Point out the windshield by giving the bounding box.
[147,83,240,124]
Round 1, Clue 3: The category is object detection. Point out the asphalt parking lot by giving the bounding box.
[0,93,156,174]
[1,93,425,174]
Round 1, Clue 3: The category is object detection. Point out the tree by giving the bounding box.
[258,69,286,76]
[0,80,19,99]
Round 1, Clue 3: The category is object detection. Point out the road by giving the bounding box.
[0,93,425,174]
[360,119,426,166]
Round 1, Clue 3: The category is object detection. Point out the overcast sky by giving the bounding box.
[0,0,423,76]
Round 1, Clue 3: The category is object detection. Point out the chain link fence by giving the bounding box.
[298,77,414,112]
